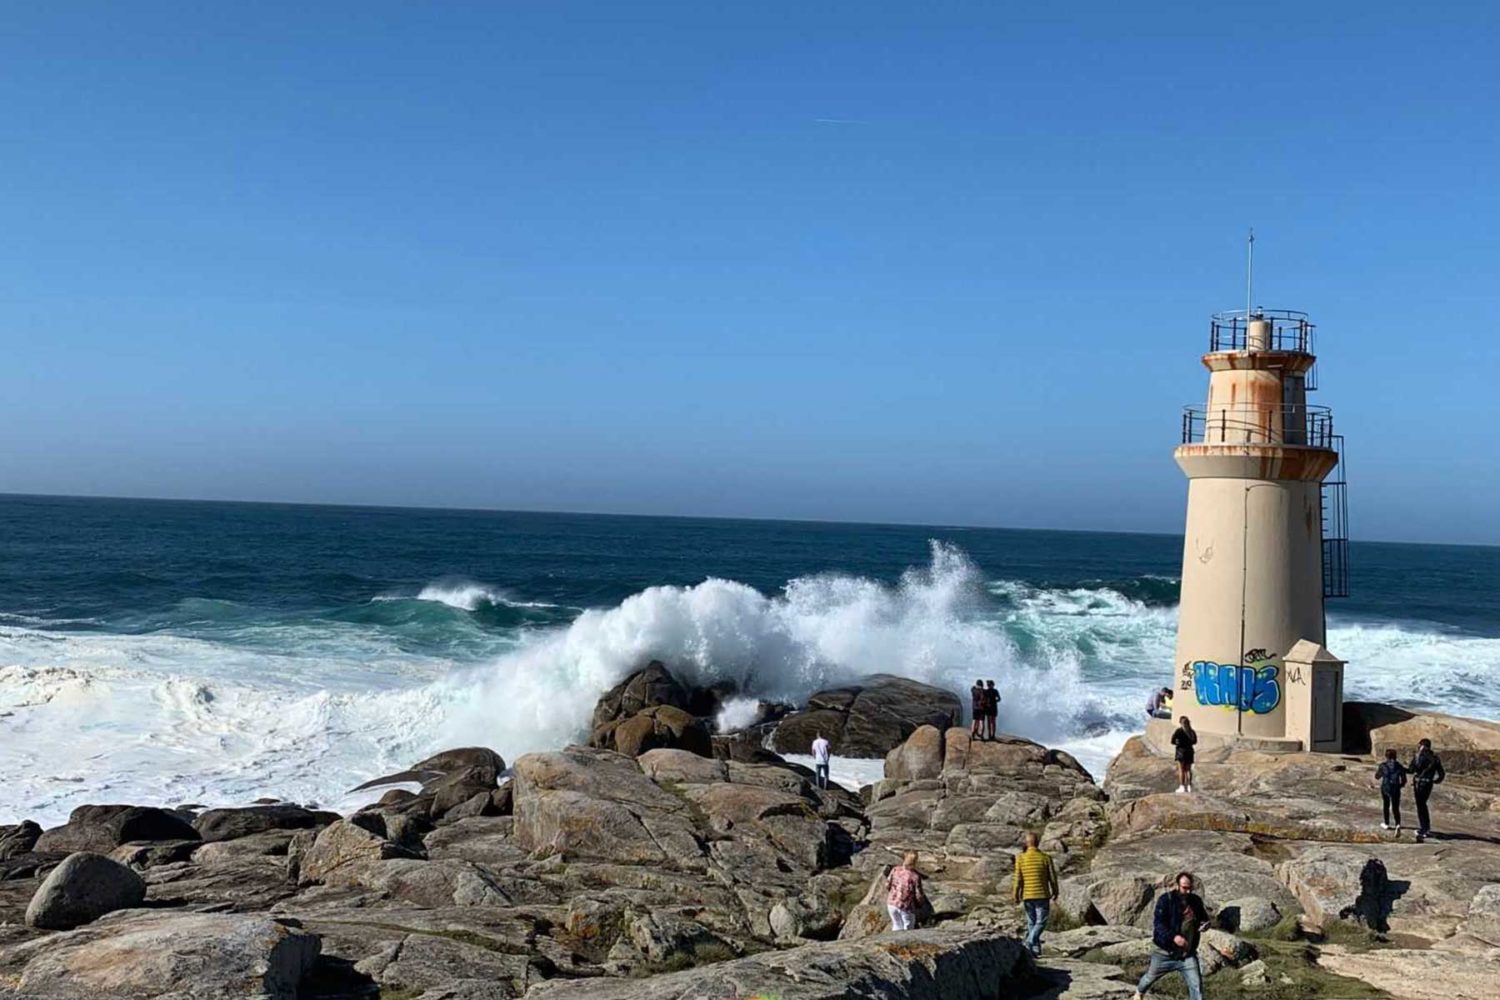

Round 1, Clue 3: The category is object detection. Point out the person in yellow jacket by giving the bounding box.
[1013,831,1059,956]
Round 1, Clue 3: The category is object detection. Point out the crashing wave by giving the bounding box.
[4,543,1498,827]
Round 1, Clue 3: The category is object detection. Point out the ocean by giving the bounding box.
[2,494,1497,827]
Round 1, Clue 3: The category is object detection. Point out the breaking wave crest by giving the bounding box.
[439,542,1160,770]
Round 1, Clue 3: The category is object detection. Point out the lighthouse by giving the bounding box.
[1168,297,1350,752]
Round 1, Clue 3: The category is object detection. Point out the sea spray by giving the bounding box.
[4,532,1499,827]
[438,542,1127,767]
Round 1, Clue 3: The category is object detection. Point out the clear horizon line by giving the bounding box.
[0,490,1489,551]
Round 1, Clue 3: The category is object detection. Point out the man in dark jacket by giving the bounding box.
[970,680,986,739]
[1132,872,1209,1000]
[983,679,1000,740]
[1409,739,1446,842]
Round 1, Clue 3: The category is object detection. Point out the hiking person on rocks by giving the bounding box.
[886,851,927,931]
[1374,747,1407,833]
[971,679,986,739]
[1012,831,1059,957]
[984,679,1000,740]
[1409,738,1446,842]
[1171,715,1197,793]
[811,733,831,790]
[1133,871,1211,1000]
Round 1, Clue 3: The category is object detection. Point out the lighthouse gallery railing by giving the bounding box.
[1180,403,1335,449]
[1209,309,1315,355]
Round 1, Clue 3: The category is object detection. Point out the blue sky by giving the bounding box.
[2,3,1497,543]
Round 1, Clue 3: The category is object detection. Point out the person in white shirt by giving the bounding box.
[811,734,831,790]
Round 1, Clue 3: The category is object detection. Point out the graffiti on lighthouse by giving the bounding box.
[1188,648,1284,714]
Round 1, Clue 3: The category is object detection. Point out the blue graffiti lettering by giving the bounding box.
[1192,661,1282,714]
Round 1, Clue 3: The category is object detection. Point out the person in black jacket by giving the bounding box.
[970,680,986,739]
[983,679,1000,740]
[1171,716,1197,794]
[1409,739,1446,842]
[1132,871,1210,1000]
[1374,748,1407,832]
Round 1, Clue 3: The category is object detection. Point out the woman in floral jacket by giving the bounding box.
[886,852,926,931]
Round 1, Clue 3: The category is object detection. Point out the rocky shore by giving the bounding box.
[1,664,1497,999]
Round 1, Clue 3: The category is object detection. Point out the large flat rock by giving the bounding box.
[0,909,320,998]
[1105,734,1500,844]
[1317,946,1500,1000]
[524,928,1032,999]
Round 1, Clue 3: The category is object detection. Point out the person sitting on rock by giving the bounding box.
[1012,831,1059,957]
[811,732,831,790]
[984,679,1000,740]
[1171,716,1197,794]
[970,679,986,739]
[1146,686,1173,720]
[1409,738,1446,842]
[1133,871,1211,1000]
[885,851,926,931]
[1374,747,1408,833]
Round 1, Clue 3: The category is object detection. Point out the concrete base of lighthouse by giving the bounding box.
[1147,640,1346,755]
[1143,718,1306,757]
[1171,445,1339,747]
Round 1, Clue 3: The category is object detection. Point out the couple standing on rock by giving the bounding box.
[969,679,1001,741]
[1375,738,1446,841]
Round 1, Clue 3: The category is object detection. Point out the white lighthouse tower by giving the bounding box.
[1167,265,1350,752]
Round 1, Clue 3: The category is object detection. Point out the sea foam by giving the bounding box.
[4,543,1499,826]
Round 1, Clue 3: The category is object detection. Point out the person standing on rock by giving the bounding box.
[1133,871,1210,1000]
[1409,738,1446,842]
[1374,748,1408,833]
[1171,716,1197,793]
[1012,831,1059,957]
[984,679,1000,740]
[971,679,987,739]
[886,852,926,931]
[811,733,832,790]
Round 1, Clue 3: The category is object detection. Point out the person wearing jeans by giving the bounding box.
[811,733,831,791]
[1133,872,1210,1000]
[1375,748,1407,832]
[1012,831,1059,956]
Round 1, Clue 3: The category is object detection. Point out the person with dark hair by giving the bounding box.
[1132,872,1210,1000]
[984,679,1001,740]
[1171,716,1197,794]
[1145,686,1173,720]
[1409,738,1445,842]
[970,680,986,739]
[1374,747,1407,833]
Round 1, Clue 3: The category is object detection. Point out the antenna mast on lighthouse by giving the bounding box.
[1246,228,1255,319]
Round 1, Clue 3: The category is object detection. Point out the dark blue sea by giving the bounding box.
[2,494,1496,825]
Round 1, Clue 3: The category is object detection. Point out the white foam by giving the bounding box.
[6,544,1499,830]
[782,753,886,793]
[439,542,1117,765]
[408,580,562,611]
[714,696,763,733]
[415,582,509,611]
